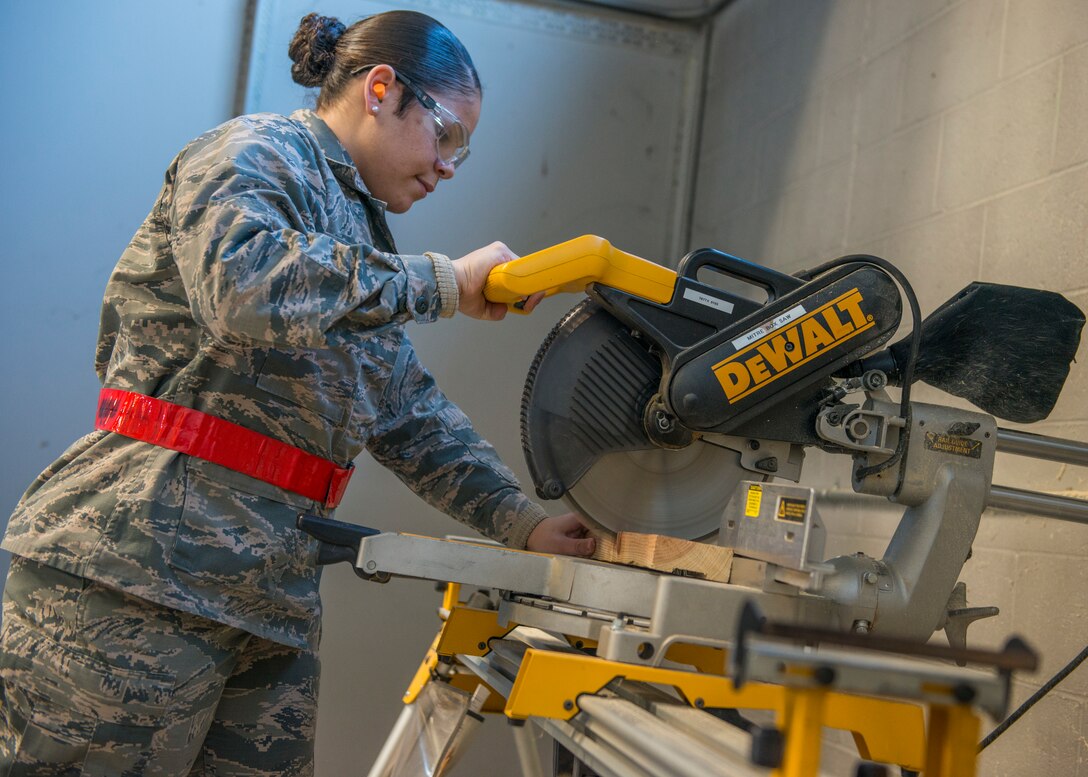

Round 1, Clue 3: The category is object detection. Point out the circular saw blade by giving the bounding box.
[521,299,751,541]
[564,442,749,540]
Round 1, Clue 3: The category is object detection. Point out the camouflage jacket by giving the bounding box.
[2,110,547,650]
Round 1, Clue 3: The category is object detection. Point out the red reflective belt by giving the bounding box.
[95,388,353,508]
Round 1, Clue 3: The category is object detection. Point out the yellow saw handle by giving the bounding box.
[484,235,677,313]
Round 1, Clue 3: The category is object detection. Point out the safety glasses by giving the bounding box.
[352,65,471,169]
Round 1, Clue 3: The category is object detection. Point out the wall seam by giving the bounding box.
[932,112,946,216]
[864,0,970,63]
[846,157,1088,247]
[232,0,259,118]
[1051,53,1067,174]
[996,0,1010,79]
[978,194,988,280]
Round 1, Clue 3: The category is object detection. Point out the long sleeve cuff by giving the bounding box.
[504,501,549,550]
[426,252,459,318]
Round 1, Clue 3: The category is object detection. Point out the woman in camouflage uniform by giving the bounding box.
[0,11,594,775]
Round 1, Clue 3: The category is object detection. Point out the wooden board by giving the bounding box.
[591,530,733,582]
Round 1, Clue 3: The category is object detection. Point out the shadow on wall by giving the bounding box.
[692,0,840,272]
[692,0,960,279]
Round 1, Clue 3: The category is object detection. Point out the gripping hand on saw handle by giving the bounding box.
[453,242,544,320]
[484,235,677,314]
[527,512,597,557]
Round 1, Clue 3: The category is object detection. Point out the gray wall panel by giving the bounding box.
[0,0,248,589]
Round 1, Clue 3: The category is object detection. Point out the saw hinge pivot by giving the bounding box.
[643,396,695,449]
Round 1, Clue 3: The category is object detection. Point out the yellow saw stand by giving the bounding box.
[344,536,1035,777]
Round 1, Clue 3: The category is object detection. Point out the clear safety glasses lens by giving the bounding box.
[352,65,471,168]
[431,101,470,169]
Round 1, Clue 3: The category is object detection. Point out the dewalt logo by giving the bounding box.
[712,288,874,403]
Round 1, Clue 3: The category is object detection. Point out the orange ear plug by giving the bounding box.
[374,83,386,100]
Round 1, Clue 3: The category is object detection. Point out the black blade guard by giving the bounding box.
[520,299,660,501]
[889,283,1085,422]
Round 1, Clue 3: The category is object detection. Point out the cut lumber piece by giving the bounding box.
[591,530,733,582]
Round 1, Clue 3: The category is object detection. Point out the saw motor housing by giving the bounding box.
[522,245,904,506]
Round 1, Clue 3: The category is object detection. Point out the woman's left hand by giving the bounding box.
[452,241,544,320]
[526,512,597,557]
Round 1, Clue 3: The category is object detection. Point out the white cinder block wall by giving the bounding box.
[691,0,1088,774]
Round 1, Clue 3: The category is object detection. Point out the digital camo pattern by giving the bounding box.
[2,109,547,650]
[0,557,317,776]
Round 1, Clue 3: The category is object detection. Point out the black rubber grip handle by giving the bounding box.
[677,248,804,302]
[297,514,381,566]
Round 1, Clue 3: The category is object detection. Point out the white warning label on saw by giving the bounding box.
[683,287,735,313]
[731,304,807,350]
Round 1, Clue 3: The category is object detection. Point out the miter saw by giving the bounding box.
[483,234,1085,641]
[301,236,1087,776]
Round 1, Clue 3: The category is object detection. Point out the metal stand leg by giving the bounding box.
[367,704,419,777]
[776,687,826,777]
[924,705,979,777]
[511,722,546,777]
[553,741,603,777]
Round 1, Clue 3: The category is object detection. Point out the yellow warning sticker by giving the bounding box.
[745,484,763,517]
[775,497,807,523]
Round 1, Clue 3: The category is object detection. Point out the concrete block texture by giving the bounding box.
[1012,552,1088,697]
[975,513,1088,574]
[709,0,861,83]
[763,158,852,267]
[956,547,1020,650]
[704,36,809,139]
[899,0,1005,126]
[708,0,798,78]
[937,60,1061,210]
[865,0,960,57]
[758,97,826,191]
[696,1,1088,773]
[796,0,869,83]
[855,44,908,148]
[857,205,985,311]
[982,165,1088,293]
[977,690,1086,777]
[691,124,761,218]
[696,199,775,265]
[820,63,861,166]
[1004,0,1088,77]
[848,117,942,241]
[1055,44,1088,171]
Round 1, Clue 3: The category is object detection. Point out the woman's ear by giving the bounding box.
[363,64,396,115]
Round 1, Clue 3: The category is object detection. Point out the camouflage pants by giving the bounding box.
[0,556,318,776]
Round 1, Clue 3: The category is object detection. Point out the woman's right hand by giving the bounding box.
[452,242,543,320]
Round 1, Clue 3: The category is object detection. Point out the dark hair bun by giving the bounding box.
[288,13,346,87]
